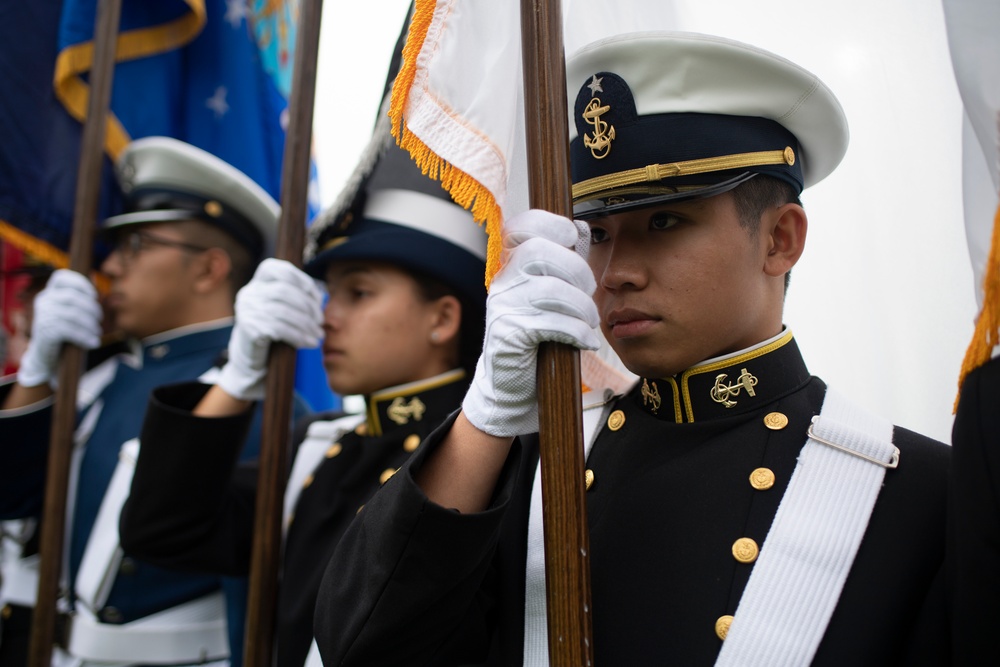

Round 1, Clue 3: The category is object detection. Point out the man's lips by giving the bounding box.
[606,308,659,339]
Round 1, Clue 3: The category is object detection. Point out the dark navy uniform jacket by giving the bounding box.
[120,370,469,667]
[0,323,268,644]
[949,355,1000,665]
[314,335,950,666]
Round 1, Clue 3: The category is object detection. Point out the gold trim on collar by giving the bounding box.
[370,369,466,402]
[680,330,793,422]
[667,377,682,423]
[572,147,795,202]
[365,369,467,435]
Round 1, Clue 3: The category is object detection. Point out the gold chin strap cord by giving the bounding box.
[572,146,796,202]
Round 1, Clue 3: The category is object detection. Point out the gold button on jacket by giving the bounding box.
[732,537,759,563]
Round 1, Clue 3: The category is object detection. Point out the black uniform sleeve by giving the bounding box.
[0,380,53,519]
[119,381,258,576]
[314,411,525,666]
[949,357,1000,664]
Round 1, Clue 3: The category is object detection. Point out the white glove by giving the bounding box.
[217,258,324,401]
[17,269,102,388]
[462,209,601,437]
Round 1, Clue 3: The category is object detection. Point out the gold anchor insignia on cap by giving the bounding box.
[641,378,661,414]
[582,97,615,160]
[710,368,758,408]
[386,396,426,425]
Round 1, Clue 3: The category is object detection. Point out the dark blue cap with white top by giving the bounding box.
[566,32,850,219]
[304,113,487,307]
[103,137,279,261]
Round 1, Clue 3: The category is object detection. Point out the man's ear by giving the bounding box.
[192,247,233,293]
[763,203,807,278]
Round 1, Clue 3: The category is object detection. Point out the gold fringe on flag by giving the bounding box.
[387,0,504,288]
[0,220,71,270]
[10,1,207,291]
[0,220,111,293]
[955,201,1000,411]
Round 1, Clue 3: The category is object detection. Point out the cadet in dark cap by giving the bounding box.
[313,32,950,666]
[0,137,285,665]
[118,122,488,667]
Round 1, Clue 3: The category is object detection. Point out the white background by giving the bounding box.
[313,0,977,444]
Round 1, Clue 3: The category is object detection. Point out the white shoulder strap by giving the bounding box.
[75,369,222,611]
[76,355,121,412]
[522,386,623,667]
[74,438,139,611]
[715,386,898,666]
[283,413,366,529]
[0,521,40,607]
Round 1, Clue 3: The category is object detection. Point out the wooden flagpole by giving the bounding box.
[520,0,596,664]
[28,0,123,664]
[242,0,324,663]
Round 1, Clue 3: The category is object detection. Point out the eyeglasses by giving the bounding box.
[112,230,210,265]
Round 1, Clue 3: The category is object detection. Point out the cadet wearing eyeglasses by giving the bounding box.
[0,137,298,666]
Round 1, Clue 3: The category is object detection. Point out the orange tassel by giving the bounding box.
[955,201,1000,411]
[387,0,503,289]
[0,221,111,294]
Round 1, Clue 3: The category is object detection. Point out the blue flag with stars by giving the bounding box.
[1,4,334,663]
[0,0,335,415]
[54,0,292,207]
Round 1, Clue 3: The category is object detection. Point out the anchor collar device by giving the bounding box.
[362,368,468,437]
[633,329,811,423]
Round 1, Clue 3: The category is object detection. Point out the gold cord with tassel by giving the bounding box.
[955,201,1000,411]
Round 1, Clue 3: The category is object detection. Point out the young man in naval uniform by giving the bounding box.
[313,32,951,666]
[0,137,285,666]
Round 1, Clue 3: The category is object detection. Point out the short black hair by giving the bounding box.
[730,175,802,292]
[730,175,801,233]
[174,220,256,296]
